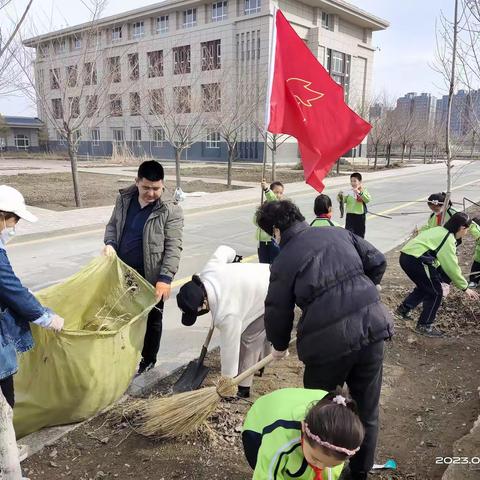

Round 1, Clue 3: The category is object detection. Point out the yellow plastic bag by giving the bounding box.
[13,255,156,438]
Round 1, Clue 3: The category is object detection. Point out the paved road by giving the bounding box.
[6,161,480,385]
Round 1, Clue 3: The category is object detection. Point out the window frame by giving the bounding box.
[156,15,169,34]
[173,45,191,74]
[147,50,164,78]
[131,127,142,143]
[183,8,197,28]
[212,1,227,21]
[112,128,125,143]
[205,129,220,149]
[201,40,221,70]
[130,92,141,116]
[132,21,145,38]
[73,35,82,49]
[109,94,123,117]
[151,127,165,147]
[111,26,123,42]
[244,0,260,15]
[90,128,100,146]
[14,134,30,150]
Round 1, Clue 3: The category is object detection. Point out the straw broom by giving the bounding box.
[133,347,291,439]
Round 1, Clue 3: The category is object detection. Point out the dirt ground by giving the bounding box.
[22,212,480,480]
[0,173,244,211]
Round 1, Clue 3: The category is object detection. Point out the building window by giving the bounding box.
[54,39,66,54]
[72,130,81,144]
[112,128,124,143]
[111,26,122,41]
[245,0,260,15]
[108,56,121,82]
[14,134,29,150]
[86,95,98,117]
[110,94,123,116]
[128,53,139,80]
[132,21,145,38]
[149,89,164,115]
[212,1,227,21]
[201,40,221,70]
[322,12,333,30]
[131,127,142,143]
[90,128,100,146]
[66,65,77,87]
[205,130,220,148]
[173,45,191,74]
[83,62,97,85]
[174,86,191,113]
[327,49,351,101]
[151,127,165,146]
[156,15,169,33]
[52,98,63,119]
[69,96,80,118]
[202,83,221,112]
[183,8,197,28]
[38,44,48,58]
[147,50,163,77]
[130,92,141,116]
[73,35,82,49]
[50,68,60,89]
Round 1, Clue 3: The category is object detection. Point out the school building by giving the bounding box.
[23,0,388,162]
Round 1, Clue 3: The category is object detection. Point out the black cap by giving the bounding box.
[176,278,205,326]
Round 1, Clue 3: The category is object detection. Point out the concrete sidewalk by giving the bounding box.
[11,162,449,242]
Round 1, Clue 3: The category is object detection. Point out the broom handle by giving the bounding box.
[232,337,296,386]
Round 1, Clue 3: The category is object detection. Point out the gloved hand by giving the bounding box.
[47,315,64,332]
[102,245,116,257]
[155,282,171,301]
[272,349,289,360]
[376,284,382,292]
[261,179,268,191]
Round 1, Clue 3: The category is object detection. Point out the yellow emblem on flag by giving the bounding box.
[287,78,324,107]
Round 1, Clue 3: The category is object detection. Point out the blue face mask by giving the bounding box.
[1,220,16,245]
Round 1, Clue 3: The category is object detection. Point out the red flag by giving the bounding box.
[267,10,371,192]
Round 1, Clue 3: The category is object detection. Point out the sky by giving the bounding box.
[0,0,457,116]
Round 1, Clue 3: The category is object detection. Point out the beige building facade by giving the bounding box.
[24,0,388,162]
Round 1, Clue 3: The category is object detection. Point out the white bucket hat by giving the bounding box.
[0,185,38,222]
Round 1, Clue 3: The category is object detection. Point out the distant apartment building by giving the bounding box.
[394,92,436,128]
[435,89,480,136]
[24,0,388,162]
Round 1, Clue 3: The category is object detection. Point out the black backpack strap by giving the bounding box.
[327,219,335,226]
[433,232,451,256]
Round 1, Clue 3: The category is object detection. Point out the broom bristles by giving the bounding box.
[137,386,222,438]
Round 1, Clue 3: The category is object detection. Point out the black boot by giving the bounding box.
[137,358,156,375]
[395,303,411,319]
[237,386,250,398]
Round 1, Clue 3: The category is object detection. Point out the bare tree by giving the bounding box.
[16,1,139,207]
[255,129,291,181]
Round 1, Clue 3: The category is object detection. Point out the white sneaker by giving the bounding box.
[468,281,478,288]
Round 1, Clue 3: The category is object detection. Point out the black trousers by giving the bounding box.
[303,340,384,475]
[470,260,480,284]
[257,241,280,264]
[399,252,443,326]
[0,375,15,408]
[141,300,164,364]
[345,213,366,238]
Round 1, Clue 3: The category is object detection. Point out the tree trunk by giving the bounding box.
[423,145,427,164]
[227,143,235,189]
[68,139,83,208]
[431,146,435,163]
[401,143,406,163]
[471,131,476,159]
[271,148,276,182]
[373,145,378,170]
[175,149,182,188]
[0,392,22,480]
[336,158,340,174]
[442,0,459,224]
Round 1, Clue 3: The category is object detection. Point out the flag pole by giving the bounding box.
[260,5,277,204]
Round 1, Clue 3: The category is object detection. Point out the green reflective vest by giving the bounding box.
[342,188,371,215]
[310,217,341,228]
[255,189,278,243]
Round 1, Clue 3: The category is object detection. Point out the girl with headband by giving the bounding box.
[242,386,364,480]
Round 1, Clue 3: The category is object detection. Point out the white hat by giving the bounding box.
[0,185,38,223]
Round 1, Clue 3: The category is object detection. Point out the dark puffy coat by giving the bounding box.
[265,221,394,365]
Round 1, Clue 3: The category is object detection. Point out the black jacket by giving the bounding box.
[265,221,394,365]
